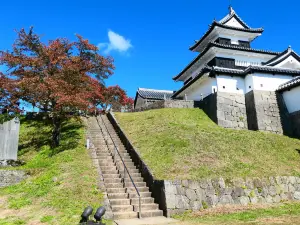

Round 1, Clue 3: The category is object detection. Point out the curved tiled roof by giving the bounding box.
[263,47,300,66]
[173,42,279,81]
[245,65,300,75]
[137,88,174,100]
[189,21,264,51]
[219,7,250,29]
[173,65,300,97]
[277,76,300,91]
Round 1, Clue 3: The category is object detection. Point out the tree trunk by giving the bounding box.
[51,116,62,148]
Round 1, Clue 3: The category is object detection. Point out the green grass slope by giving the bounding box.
[115,108,300,180]
[0,118,104,225]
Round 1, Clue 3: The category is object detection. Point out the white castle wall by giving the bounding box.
[283,86,300,113]
[185,77,217,100]
[250,73,293,92]
[216,75,245,94]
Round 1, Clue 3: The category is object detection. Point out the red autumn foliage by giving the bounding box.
[0,27,132,147]
[0,73,20,114]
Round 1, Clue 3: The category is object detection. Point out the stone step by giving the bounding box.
[101,169,119,174]
[124,182,146,188]
[131,197,154,204]
[126,187,149,193]
[139,210,163,218]
[106,188,126,193]
[124,177,144,182]
[110,198,130,206]
[105,183,124,188]
[104,177,143,183]
[101,166,117,171]
[119,168,139,174]
[133,203,159,212]
[113,211,138,220]
[103,174,120,179]
[108,193,129,199]
[116,165,137,170]
[111,205,133,212]
[99,161,116,167]
[129,192,152,198]
[123,173,142,178]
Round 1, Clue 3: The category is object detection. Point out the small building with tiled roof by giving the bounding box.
[134,88,174,109]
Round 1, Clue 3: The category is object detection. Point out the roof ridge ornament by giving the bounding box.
[288,45,292,52]
[229,5,235,15]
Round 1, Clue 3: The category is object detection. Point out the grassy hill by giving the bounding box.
[115,108,300,180]
[0,117,105,225]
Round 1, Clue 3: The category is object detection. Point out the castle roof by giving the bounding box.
[264,46,300,66]
[277,76,300,92]
[190,7,263,51]
[173,65,300,98]
[173,42,280,81]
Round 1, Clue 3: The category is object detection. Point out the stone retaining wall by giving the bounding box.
[245,91,284,134]
[164,176,300,216]
[0,170,27,188]
[133,100,200,112]
[216,92,248,129]
[198,92,247,129]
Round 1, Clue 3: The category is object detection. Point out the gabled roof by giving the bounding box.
[134,88,175,108]
[172,66,244,97]
[277,76,300,92]
[173,65,300,97]
[173,42,280,81]
[219,6,250,29]
[137,88,174,100]
[190,7,263,51]
[189,21,264,51]
[263,46,300,66]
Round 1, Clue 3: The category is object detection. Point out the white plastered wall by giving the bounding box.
[216,75,246,94]
[282,86,300,113]
[224,17,245,29]
[251,73,294,92]
[184,77,217,100]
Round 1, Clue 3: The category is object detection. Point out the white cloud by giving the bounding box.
[98,30,132,54]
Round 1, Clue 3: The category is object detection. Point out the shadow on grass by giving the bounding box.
[18,117,84,157]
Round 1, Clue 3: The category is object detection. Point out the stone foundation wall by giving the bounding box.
[199,94,217,123]
[290,110,300,138]
[133,100,200,112]
[245,91,283,134]
[0,170,27,188]
[164,176,300,216]
[216,92,248,129]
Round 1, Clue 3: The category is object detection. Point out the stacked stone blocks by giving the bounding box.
[216,92,248,129]
[164,176,300,216]
[133,100,199,112]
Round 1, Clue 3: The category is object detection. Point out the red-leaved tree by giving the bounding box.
[0,73,20,115]
[101,85,134,112]
[0,28,115,147]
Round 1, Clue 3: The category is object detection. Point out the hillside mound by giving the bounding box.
[115,108,300,180]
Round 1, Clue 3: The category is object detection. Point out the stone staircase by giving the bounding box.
[87,115,163,220]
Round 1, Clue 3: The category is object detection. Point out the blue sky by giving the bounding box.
[1,0,300,98]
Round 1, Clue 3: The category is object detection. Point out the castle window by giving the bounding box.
[260,84,263,87]
[223,86,225,89]
[249,85,251,89]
